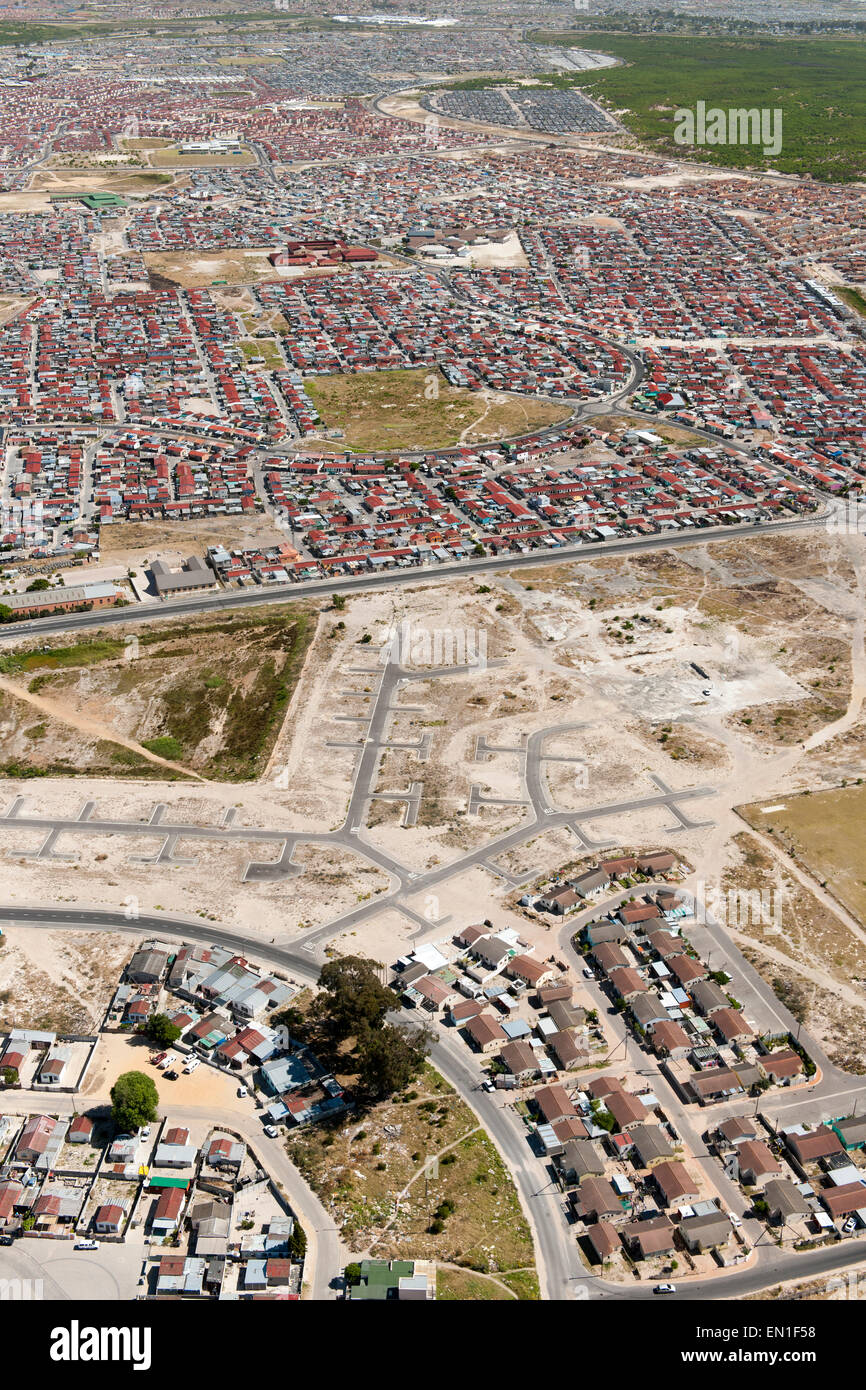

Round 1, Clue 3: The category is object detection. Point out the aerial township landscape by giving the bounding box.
[0,0,865,1329]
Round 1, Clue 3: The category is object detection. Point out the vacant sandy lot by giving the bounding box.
[144,248,280,287]
[2,527,865,1062]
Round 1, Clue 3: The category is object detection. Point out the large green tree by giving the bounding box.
[110,1070,158,1132]
[314,956,397,1041]
[143,1013,181,1047]
[355,1022,432,1101]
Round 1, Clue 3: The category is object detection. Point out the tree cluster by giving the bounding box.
[308,956,432,1102]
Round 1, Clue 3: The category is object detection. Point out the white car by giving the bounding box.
[74,1239,99,1252]
[843,1216,858,1233]
[653,1283,677,1295]
[158,1054,177,1071]
[727,1211,743,1228]
[237,1084,248,1098]
[263,1124,279,1138]
[183,1057,201,1074]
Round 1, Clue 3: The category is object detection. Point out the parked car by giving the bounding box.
[481,1079,495,1092]
[164,1070,179,1081]
[653,1283,676,1295]
[237,1084,248,1098]
[151,1052,167,1067]
[0,1234,14,1246]
[74,1240,99,1251]
[843,1216,858,1233]
[184,1057,201,1075]
[727,1211,743,1228]
[263,1124,279,1138]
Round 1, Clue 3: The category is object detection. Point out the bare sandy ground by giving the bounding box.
[1,532,865,1058]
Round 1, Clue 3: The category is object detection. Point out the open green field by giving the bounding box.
[834,286,866,317]
[239,338,284,370]
[739,783,866,927]
[0,607,314,782]
[527,34,866,182]
[285,1063,536,1274]
[304,368,571,453]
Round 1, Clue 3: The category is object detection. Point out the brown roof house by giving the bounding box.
[464,1013,506,1054]
[506,955,554,989]
[499,1040,539,1084]
[606,1090,650,1132]
[654,1160,700,1207]
[585,1220,622,1263]
[758,1049,805,1086]
[650,1020,691,1059]
[736,1140,783,1188]
[710,1007,755,1045]
[549,1031,588,1071]
[785,1126,844,1168]
[572,1176,623,1223]
[610,967,648,1002]
[535,1083,577,1125]
[623,1214,676,1259]
[666,954,707,989]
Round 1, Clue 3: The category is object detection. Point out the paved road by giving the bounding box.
[5,904,866,1301]
[0,511,828,646]
[0,1236,142,1302]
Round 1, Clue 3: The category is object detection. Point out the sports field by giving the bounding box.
[740,783,866,926]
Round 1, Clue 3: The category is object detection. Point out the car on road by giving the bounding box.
[164,1070,179,1080]
[727,1211,743,1228]
[0,1233,14,1246]
[263,1124,279,1138]
[74,1239,99,1251]
[653,1283,676,1295]
[582,967,594,979]
[237,1084,248,1097]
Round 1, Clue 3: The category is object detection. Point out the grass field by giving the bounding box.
[525,34,866,182]
[436,1268,515,1300]
[147,148,258,169]
[28,169,172,194]
[834,286,866,317]
[0,607,314,781]
[285,1063,536,1274]
[304,368,571,452]
[239,338,285,370]
[740,784,866,928]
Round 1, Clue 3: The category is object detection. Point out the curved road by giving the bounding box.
[4,903,865,1301]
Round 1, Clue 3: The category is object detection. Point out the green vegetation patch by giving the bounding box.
[489,35,866,182]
